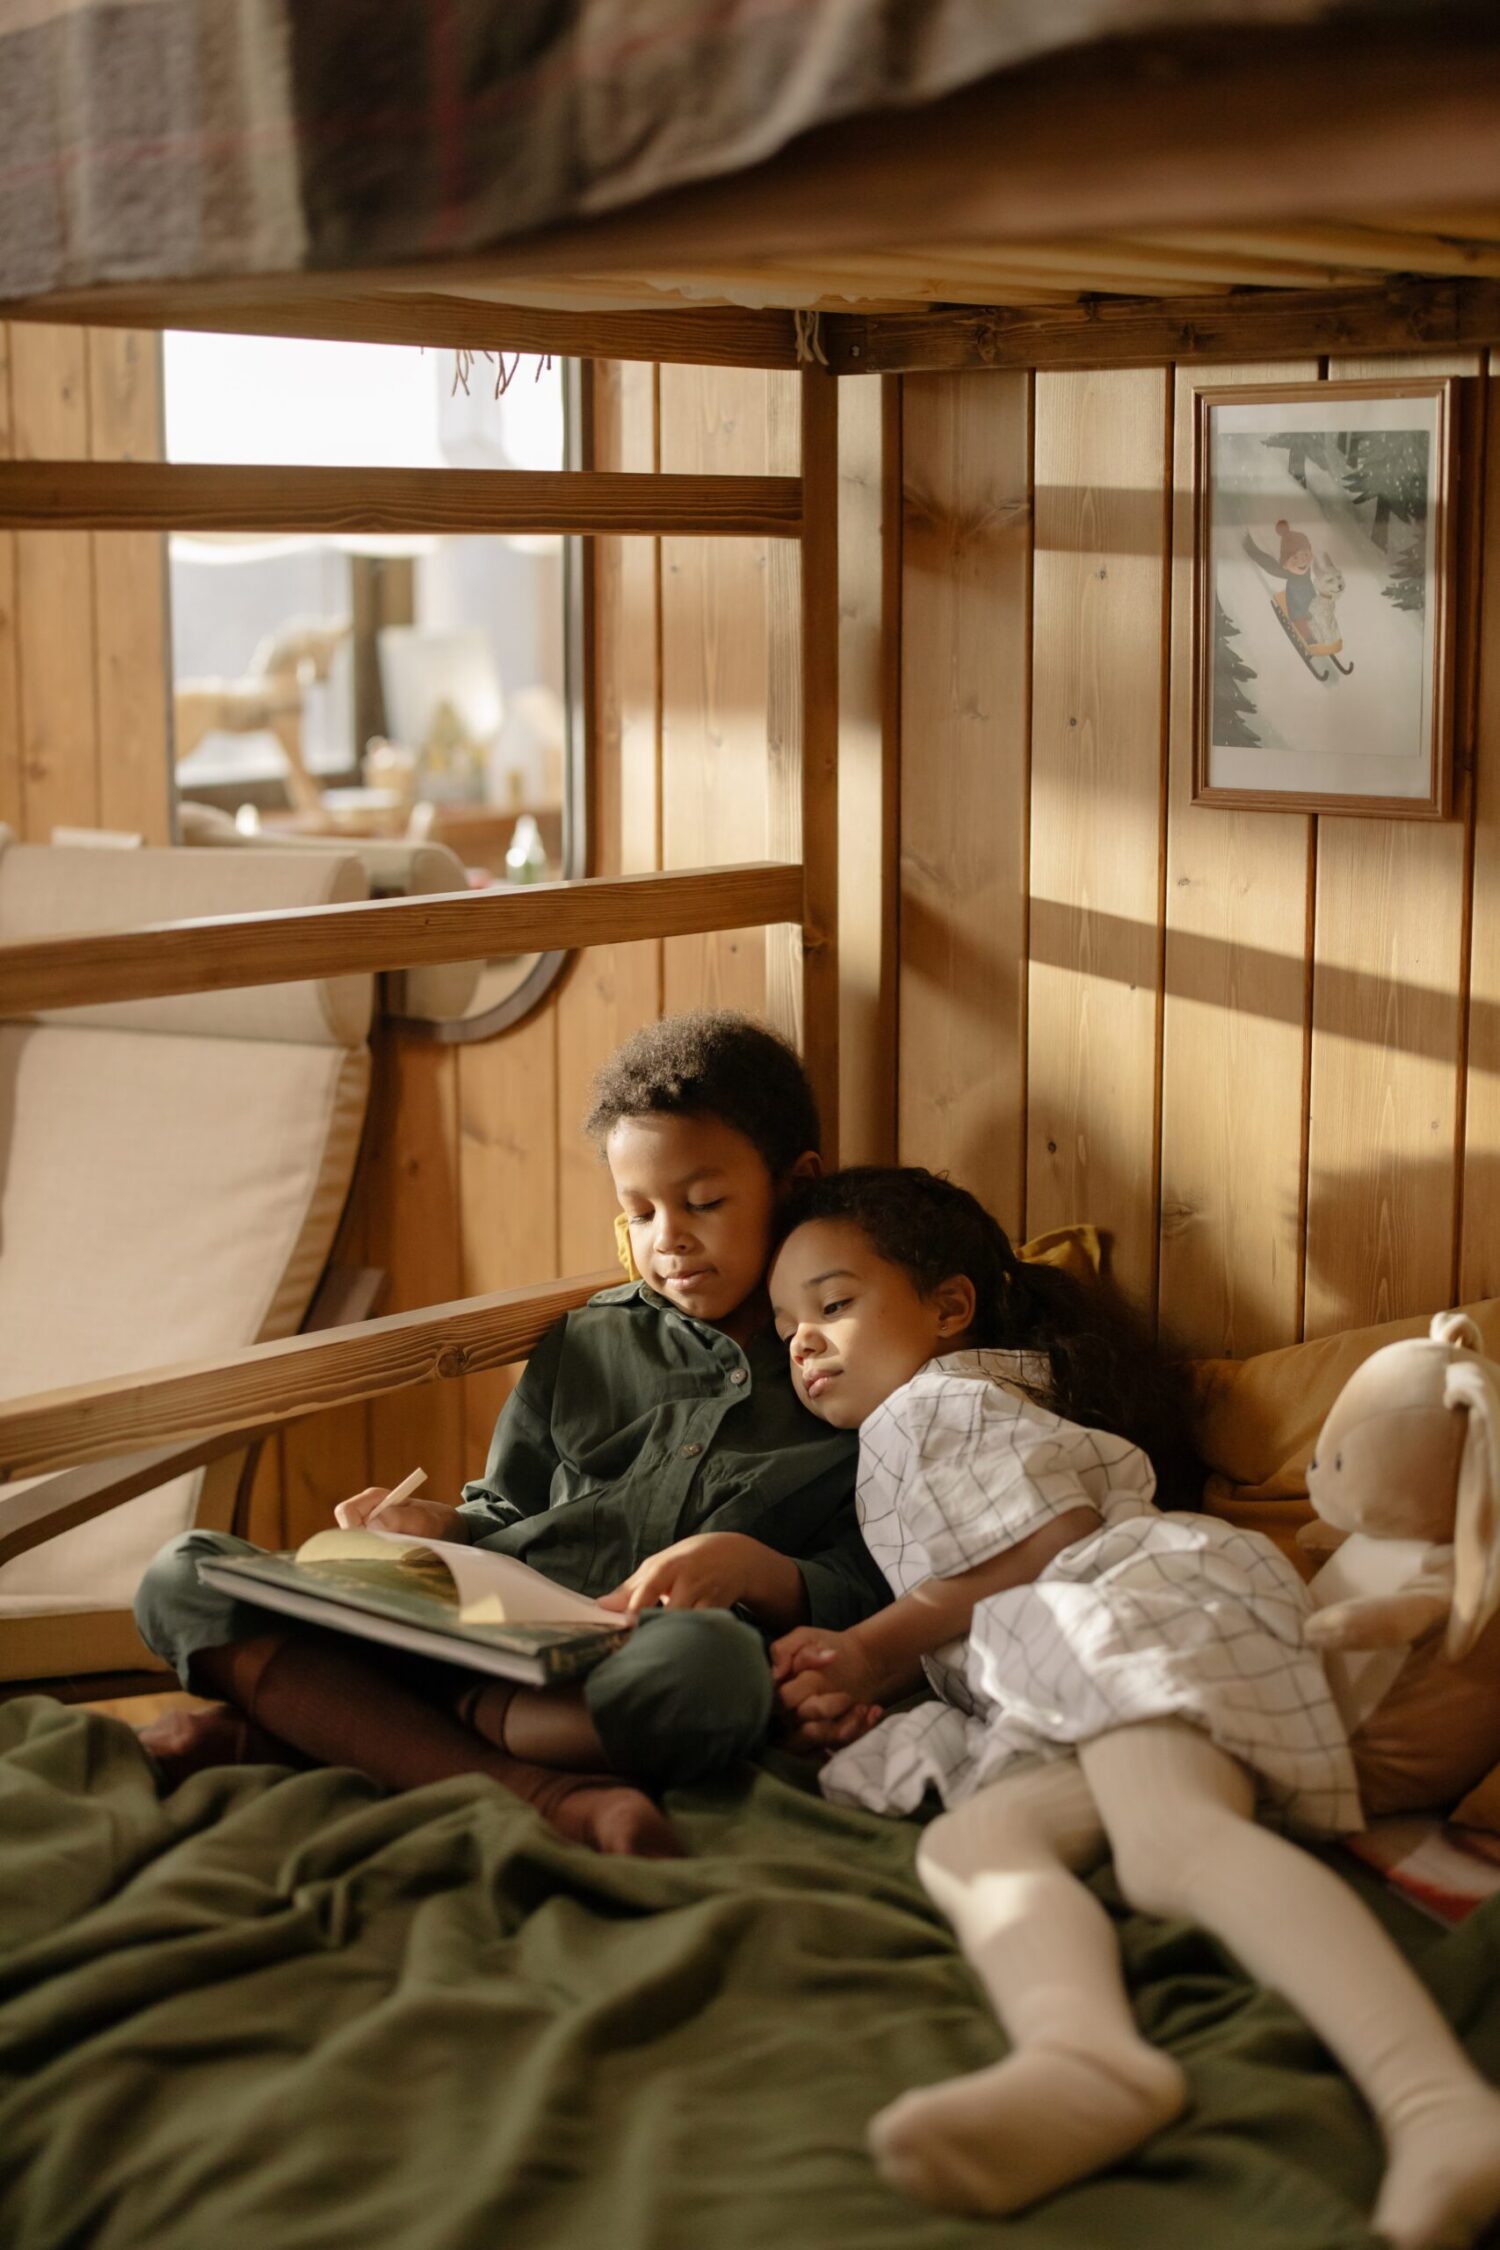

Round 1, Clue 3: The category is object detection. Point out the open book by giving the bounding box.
[196,1528,633,1686]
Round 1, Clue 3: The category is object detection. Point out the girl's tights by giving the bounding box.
[872,1722,1500,2250]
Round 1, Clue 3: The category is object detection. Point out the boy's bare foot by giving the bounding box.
[136,1701,299,1792]
[529,1771,685,1859]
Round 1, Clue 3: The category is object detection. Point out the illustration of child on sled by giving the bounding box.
[1243,518,1354,680]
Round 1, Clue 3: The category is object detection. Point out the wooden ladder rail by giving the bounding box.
[0,363,842,1546]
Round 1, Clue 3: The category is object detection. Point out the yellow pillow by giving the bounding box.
[1191,1297,1500,1570]
[613,1213,1104,1288]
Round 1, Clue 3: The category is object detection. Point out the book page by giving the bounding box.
[295,1527,624,1629]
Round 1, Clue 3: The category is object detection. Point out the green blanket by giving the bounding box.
[2,1698,1498,2250]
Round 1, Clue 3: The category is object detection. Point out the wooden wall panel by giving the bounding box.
[1460,356,1500,1305]
[11,324,99,837]
[1026,367,1169,1312]
[458,1009,560,1474]
[837,374,898,1166]
[0,329,20,832]
[364,1039,466,1502]
[897,371,1032,1233]
[659,365,782,1021]
[88,330,170,843]
[1158,361,1317,1359]
[1302,349,1482,1338]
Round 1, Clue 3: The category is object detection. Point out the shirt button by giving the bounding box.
[729,1368,748,1386]
[680,1442,703,1458]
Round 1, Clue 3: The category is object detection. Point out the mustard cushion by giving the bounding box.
[613,1214,1105,1287]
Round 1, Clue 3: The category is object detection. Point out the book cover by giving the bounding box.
[197,1527,633,1687]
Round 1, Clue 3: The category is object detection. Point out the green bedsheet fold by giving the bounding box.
[2,1698,1497,2250]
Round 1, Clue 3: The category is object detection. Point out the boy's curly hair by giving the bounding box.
[585,1011,820,1177]
[775,1167,1201,1510]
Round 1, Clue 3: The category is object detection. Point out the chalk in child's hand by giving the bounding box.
[344,1467,427,1529]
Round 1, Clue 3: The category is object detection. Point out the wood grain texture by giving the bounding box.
[0,288,801,369]
[1303,348,1480,1338]
[1157,360,1317,1359]
[0,327,19,832]
[87,330,169,844]
[897,371,1032,1233]
[827,280,1500,375]
[0,1261,615,1480]
[458,1006,561,1474]
[11,324,98,836]
[1026,367,1169,1313]
[0,461,803,539]
[1460,355,1500,1304]
[795,367,841,1160]
[660,367,776,1020]
[0,861,804,1015]
[835,372,898,1166]
[362,1040,466,1504]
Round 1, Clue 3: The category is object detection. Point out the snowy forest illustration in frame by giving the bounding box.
[1193,380,1455,817]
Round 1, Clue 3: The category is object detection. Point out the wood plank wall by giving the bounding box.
[269,360,799,1539]
[0,324,170,843]
[898,351,1500,1361]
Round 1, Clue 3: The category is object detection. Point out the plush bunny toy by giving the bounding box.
[1301,1312,1500,1757]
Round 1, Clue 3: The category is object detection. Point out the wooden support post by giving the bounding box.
[798,367,840,1160]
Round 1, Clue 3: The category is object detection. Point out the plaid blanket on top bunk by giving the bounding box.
[0,0,1348,302]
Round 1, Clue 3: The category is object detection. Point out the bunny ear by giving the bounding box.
[1432,1310,1483,1353]
[1443,1359,1500,1659]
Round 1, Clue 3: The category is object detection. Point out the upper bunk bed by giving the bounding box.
[3,0,1500,373]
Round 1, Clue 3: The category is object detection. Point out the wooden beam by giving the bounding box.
[0,1271,618,1480]
[0,1430,257,1566]
[0,285,801,369]
[824,280,1500,375]
[0,861,805,1015]
[798,367,841,1161]
[0,460,803,539]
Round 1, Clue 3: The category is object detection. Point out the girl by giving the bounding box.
[768,1168,1500,2250]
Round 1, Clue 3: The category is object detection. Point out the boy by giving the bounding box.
[135,1013,887,1858]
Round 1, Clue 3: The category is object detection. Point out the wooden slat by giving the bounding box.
[458,1006,560,1473]
[1304,347,1481,1338]
[1460,355,1500,1303]
[0,285,801,369]
[795,366,841,1160]
[0,861,805,1015]
[661,368,776,1020]
[835,372,898,1165]
[365,1038,466,1504]
[0,326,20,832]
[1157,361,1317,1360]
[11,325,98,836]
[0,1269,618,1481]
[0,460,803,539]
[87,329,170,844]
[898,371,1032,1235]
[0,1429,256,1566]
[1026,367,1169,1315]
[826,281,1500,377]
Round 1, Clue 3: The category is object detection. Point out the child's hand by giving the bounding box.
[333,1488,469,1541]
[598,1532,802,1622]
[779,1697,884,1755]
[770,1625,882,1710]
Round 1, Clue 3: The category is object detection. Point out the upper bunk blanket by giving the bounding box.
[0,0,1352,302]
[3,1695,1500,2250]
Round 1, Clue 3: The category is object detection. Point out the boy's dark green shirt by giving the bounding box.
[458,1281,887,1629]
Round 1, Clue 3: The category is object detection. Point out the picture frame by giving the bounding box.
[1192,378,1457,818]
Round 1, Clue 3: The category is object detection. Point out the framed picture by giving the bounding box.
[1192,379,1457,817]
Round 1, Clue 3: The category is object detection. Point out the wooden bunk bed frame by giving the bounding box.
[5,9,1500,1567]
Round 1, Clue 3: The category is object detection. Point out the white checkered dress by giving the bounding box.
[819,1351,1362,1838]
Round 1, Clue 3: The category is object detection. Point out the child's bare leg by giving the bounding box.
[870,1756,1187,2214]
[1082,1720,1500,2250]
[174,1628,681,1858]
